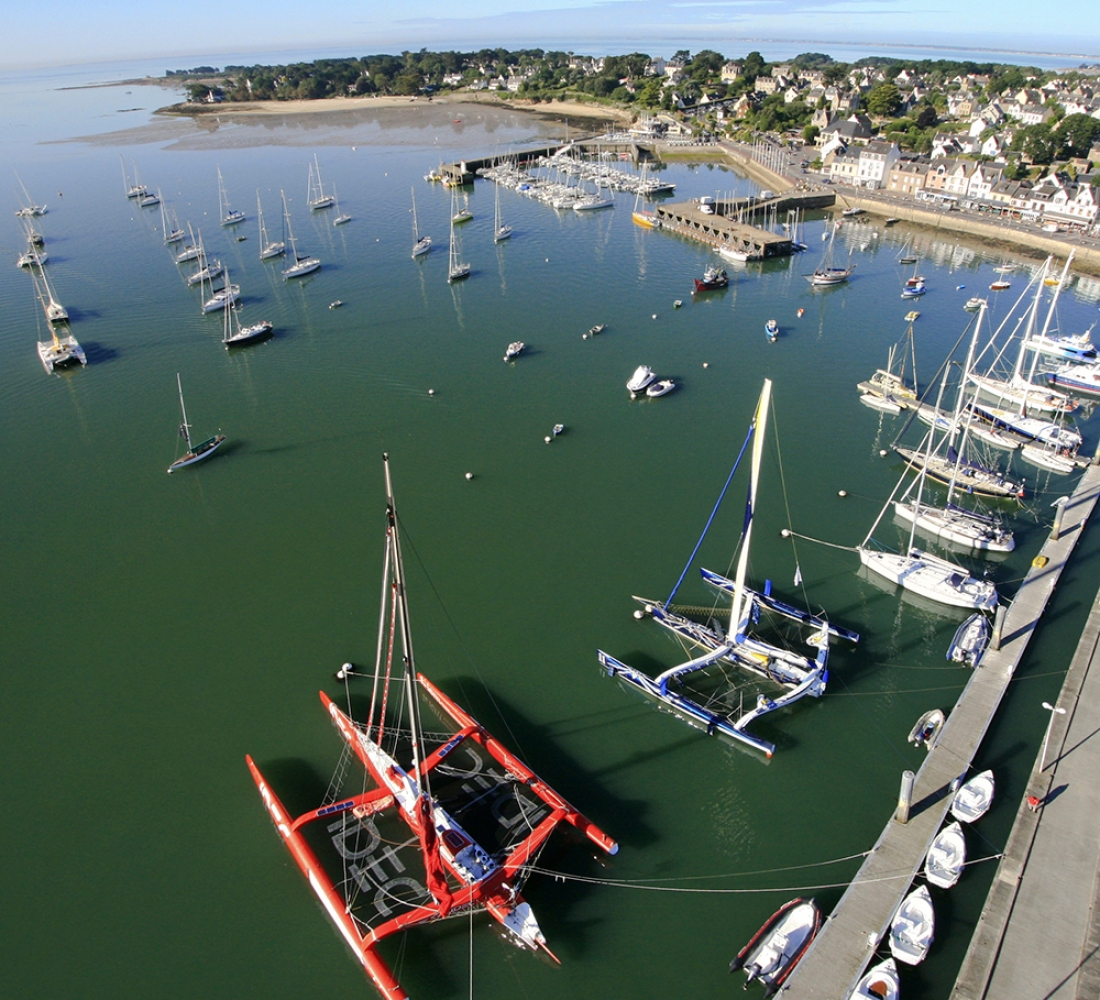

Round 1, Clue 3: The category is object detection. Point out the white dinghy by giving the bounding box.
[924,821,966,888]
[851,957,900,1000]
[889,885,934,966]
[730,897,821,995]
[950,769,995,823]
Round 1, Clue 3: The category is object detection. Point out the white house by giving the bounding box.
[857,141,901,189]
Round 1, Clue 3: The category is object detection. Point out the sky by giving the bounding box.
[9,0,1100,71]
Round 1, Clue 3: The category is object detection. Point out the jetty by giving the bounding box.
[782,459,1100,1000]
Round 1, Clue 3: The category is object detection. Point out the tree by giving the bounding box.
[914,103,938,128]
[741,50,766,83]
[865,82,902,117]
[1056,113,1100,156]
[1022,123,1055,164]
[802,124,820,144]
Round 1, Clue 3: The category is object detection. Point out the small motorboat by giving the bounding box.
[503,341,525,362]
[842,207,864,217]
[889,885,934,966]
[693,265,729,292]
[884,217,899,226]
[951,769,995,823]
[901,281,926,298]
[673,299,683,308]
[730,897,821,994]
[765,319,779,342]
[627,365,657,394]
[990,279,1011,291]
[852,957,900,1000]
[904,310,921,322]
[908,709,945,750]
[948,613,991,668]
[646,379,676,397]
[965,296,987,311]
[584,323,606,340]
[797,307,805,318]
[860,393,902,415]
[329,300,342,309]
[552,423,564,436]
[925,821,967,889]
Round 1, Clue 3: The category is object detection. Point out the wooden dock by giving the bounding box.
[781,459,1100,1000]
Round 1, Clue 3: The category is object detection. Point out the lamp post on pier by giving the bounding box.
[1040,701,1066,772]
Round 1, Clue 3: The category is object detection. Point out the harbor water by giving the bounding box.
[2,66,1099,1000]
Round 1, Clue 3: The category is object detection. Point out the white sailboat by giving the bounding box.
[807,222,853,285]
[31,269,84,371]
[185,232,223,286]
[159,197,184,244]
[14,172,47,217]
[599,379,859,757]
[332,184,351,225]
[493,182,512,242]
[200,267,240,314]
[221,268,273,348]
[33,261,67,322]
[280,191,321,279]
[447,188,470,283]
[410,187,431,257]
[256,191,285,260]
[121,155,147,200]
[217,166,245,226]
[167,374,225,473]
[175,222,202,264]
[307,155,335,210]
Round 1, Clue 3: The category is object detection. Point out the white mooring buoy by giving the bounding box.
[838,490,848,497]
[465,472,474,480]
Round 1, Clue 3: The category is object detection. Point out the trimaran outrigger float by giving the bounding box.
[247,455,617,1000]
[598,379,858,757]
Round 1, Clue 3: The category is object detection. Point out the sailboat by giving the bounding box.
[896,235,918,265]
[221,268,272,348]
[159,197,184,244]
[452,192,473,223]
[185,232,223,286]
[256,191,285,259]
[31,268,84,371]
[120,155,147,200]
[217,166,245,226]
[857,316,919,409]
[598,379,859,757]
[410,188,431,257]
[175,222,203,264]
[32,260,67,322]
[493,181,512,242]
[307,155,335,210]
[14,172,46,217]
[332,184,351,225]
[246,455,617,1000]
[447,188,470,283]
[167,374,225,473]
[631,163,659,228]
[807,222,853,285]
[280,191,321,279]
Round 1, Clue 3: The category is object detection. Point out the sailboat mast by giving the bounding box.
[945,305,986,504]
[176,373,193,451]
[730,379,772,633]
[411,187,419,240]
[382,454,429,789]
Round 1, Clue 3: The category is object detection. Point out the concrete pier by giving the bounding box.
[781,461,1100,1000]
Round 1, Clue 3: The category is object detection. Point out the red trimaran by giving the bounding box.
[247,454,617,1000]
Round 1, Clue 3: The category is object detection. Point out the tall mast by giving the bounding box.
[176,374,193,451]
[730,379,771,636]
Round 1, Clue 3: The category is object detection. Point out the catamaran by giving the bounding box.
[280,190,321,279]
[246,455,617,1000]
[410,188,431,257]
[32,270,84,372]
[217,167,245,226]
[167,374,225,473]
[598,379,858,757]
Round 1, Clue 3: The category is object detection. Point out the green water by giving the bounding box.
[2,71,1098,1000]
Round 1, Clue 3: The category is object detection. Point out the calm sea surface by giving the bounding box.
[2,69,1099,1000]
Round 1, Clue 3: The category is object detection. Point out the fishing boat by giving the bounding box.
[730,898,821,995]
[950,769,995,823]
[599,380,859,757]
[256,191,285,259]
[410,188,431,257]
[280,191,321,279]
[626,365,657,394]
[493,181,512,242]
[217,167,245,226]
[1049,359,1100,397]
[646,378,676,397]
[693,265,728,292]
[167,374,225,473]
[925,821,967,889]
[765,319,779,342]
[447,188,470,283]
[246,455,618,1000]
[890,885,934,966]
[307,155,335,210]
[908,708,945,749]
[852,958,900,1000]
[221,275,273,349]
[503,341,524,362]
[901,281,926,299]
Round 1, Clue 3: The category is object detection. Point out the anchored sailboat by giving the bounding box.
[280,190,321,279]
[167,374,225,473]
[246,455,617,1000]
[307,154,335,210]
[410,187,431,258]
[493,181,512,242]
[256,191,285,260]
[217,166,245,226]
[221,268,272,348]
[598,379,858,757]
[447,187,470,282]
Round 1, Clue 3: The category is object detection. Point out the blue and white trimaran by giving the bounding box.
[598,379,858,757]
